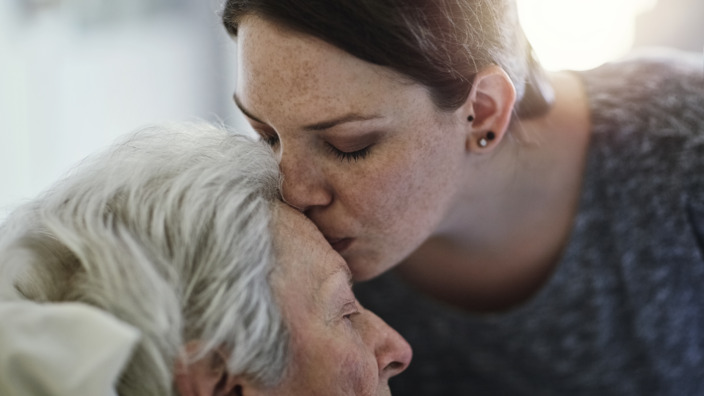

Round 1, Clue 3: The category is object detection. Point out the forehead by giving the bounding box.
[237,15,363,82]
[272,204,350,283]
[235,15,411,121]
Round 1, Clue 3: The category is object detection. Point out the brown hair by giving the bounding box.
[222,0,552,117]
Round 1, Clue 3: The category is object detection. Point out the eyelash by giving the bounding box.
[326,143,371,163]
[342,302,361,322]
[257,130,371,163]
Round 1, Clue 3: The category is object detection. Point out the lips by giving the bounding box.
[325,237,353,253]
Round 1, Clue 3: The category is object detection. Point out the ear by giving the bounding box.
[174,342,245,396]
[460,65,516,152]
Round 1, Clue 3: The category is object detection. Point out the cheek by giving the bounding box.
[340,349,379,395]
[323,331,379,396]
[293,334,378,396]
[341,136,460,231]
[351,163,415,222]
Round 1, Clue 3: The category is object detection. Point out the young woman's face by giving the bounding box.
[268,204,412,396]
[235,16,470,280]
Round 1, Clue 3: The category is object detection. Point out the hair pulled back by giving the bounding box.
[223,0,552,117]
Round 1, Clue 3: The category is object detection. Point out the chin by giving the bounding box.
[348,255,391,282]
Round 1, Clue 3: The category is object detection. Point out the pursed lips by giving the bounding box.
[325,236,353,253]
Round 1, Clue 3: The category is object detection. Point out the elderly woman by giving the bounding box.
[0,123,411,396]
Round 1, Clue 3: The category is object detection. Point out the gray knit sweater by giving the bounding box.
[355,50,704,396]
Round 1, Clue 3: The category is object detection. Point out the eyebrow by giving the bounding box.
[313,259,353,309]
[233,94,382,131]
[318,259,353,293]
[328,259,353,287]
[301,114,383,132]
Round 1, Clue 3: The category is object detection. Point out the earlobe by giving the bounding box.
[477,131,496,148]
[174,342,244,396]
[462,65,517,152]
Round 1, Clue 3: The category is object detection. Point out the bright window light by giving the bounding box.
[517,0,658,70]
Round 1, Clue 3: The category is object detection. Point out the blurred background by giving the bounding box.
[1,0,702,221]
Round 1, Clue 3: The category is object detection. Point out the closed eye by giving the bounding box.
[342,301,361,322]
[343,312,360,321]
[326,143,371,162]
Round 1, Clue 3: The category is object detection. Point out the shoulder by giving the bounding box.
[576,49,704,158]
[579,48,702,135]
[573,49,704,271]
[574,49,704,243]
[580,47,703,94]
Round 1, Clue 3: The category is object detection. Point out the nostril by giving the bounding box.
[370,312,413,379]
[385,361,404,371]
[381,340,412,379]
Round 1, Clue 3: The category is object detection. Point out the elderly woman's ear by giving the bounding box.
[174,342,246,396]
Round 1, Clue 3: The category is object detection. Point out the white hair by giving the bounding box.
[0,122,288,394]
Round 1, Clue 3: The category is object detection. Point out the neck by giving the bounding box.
[396,71,591,312]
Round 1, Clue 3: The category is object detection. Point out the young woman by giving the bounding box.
[222,1,704,394]
[0,123,411,396]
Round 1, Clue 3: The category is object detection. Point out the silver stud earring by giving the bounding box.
[478,131,496,148]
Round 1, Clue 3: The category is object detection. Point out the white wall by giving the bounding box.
[0,0,250,221]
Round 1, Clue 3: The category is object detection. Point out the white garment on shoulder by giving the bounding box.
[0,300,140,396]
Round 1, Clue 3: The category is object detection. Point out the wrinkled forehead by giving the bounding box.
[270,203,349,278]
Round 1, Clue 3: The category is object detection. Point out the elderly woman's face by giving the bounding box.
[267,204,411,395]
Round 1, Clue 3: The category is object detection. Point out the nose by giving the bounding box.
[279,146,332,212]
[363,308,413,380]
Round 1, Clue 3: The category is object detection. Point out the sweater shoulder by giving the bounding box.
[578,49,703,140]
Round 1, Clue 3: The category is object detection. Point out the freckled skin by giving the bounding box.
[259,204,411,396]
[236,16,471,281]
[234,8,593,311]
